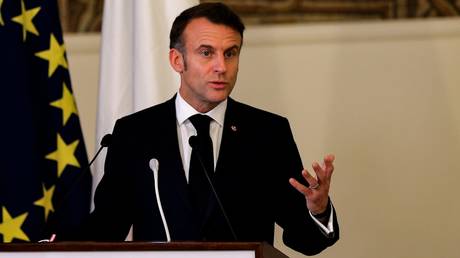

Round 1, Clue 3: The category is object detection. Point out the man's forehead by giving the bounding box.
[183,18,242,46]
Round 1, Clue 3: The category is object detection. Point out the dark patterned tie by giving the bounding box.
[188,114,214,228]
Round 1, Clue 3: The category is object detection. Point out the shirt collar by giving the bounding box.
[176,93,227,126]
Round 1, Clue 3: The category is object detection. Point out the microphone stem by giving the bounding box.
[61,144,103,204]
[195,152,238,241]
[88,145,104,167]
[50,144,104,234]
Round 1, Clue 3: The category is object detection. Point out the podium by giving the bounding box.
[0,242,289,258]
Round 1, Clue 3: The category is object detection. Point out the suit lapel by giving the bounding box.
[201,98,242,229]
[215,98,241,177]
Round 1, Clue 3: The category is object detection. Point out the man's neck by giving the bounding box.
[178,91,223,113]
[175,93,227,126]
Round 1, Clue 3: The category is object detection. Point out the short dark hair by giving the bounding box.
[169,2,245,51]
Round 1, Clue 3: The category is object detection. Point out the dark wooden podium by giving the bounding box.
[0,242,289,258]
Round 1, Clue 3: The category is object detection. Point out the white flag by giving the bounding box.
[94,0,198,204]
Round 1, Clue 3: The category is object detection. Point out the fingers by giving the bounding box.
[312,154,335,183]
[323,154,335,177]
[324,154,335,163]
[289,154,336,196]
[289,168,318,196]
[289,177,312,196]
[302,169,319,189]
[289,155,335,214]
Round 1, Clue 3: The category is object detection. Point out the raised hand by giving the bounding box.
[289,154,335,215]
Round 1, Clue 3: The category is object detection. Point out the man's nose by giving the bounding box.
[213,54,227,73]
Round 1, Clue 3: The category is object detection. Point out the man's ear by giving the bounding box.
[169,48,184,73]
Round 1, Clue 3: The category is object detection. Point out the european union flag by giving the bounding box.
[0,0,91,242]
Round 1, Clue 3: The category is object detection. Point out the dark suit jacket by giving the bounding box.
[87,96,339,255]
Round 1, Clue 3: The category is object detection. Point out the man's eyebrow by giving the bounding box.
[197,44,214,50]
[225,45,240,52]
[196,44,240,51]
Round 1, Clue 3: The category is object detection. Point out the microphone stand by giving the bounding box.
[45,134,112,241]
[189,136,238,241]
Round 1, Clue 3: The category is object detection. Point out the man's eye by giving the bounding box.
[201,50,212,57]
[224,50,237,58]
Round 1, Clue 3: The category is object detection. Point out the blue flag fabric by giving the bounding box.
[0,0,91,242]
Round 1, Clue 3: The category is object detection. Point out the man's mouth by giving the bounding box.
[209,81,228,89]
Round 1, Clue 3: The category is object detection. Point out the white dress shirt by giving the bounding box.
[175,93,226,182]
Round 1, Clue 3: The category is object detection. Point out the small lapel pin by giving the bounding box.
[231,125,237,132]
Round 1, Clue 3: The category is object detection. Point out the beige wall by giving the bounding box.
[65,34,100,157]
[66,17,460,258]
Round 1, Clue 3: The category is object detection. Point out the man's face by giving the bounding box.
[170,18,242,113]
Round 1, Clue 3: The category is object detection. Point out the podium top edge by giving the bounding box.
[0,241,267,252]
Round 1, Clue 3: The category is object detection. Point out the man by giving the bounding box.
[88,3,339,256]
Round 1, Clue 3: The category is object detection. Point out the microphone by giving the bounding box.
[95,134,113,159]
[149,158,171,242]
[64,133,112,200]
[47,133,113,241]
[188,136,238,241]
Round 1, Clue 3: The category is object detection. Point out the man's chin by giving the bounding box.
[208,91,231,103]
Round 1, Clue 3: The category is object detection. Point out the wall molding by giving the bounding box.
[64,18,460,53]
[245,17,460,46]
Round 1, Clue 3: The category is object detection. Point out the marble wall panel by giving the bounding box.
[58,0,460,32]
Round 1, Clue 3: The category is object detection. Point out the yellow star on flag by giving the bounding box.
[34,185,55,221]
[0,0,5,26]
[0,206,30,243]
[50,83,79,126]
[35,34,68,77]
[11,0,41,41]
[45,134,80,178]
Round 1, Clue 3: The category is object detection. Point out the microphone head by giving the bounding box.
[188,135,198,148]
[100,134,113,147]
[149,158,159,173]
